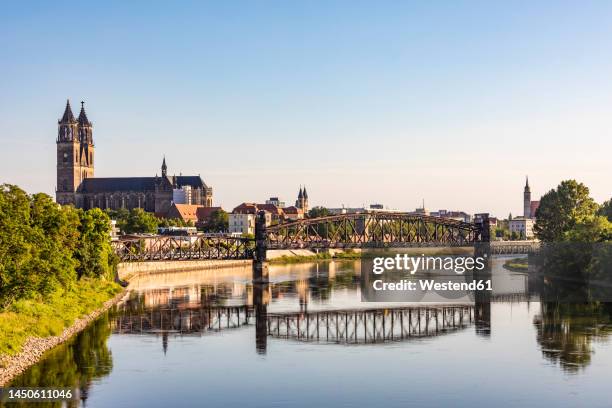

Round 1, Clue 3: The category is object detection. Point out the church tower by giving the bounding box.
[56,100,94,205]
[523,176,531,218]
[295,186,309,214]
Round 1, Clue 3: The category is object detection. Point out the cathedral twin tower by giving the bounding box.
[56,100,94,206]
[56,100,213,213]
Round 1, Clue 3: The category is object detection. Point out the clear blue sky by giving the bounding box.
[1,1,611,217]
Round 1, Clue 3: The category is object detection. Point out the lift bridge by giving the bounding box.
[112,212,536,262]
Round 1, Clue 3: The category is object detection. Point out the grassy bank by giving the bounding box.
[503,257,529,272]
[269,251,362,264]
[0,279,122,358]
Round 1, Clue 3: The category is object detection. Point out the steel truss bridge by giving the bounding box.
[111,304,475,344]
[112,235,254,262]
[265,213,483,249]
[113,212,497,262]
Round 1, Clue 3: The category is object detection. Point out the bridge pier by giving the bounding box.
[253,283,269,354]
[253,211,269,284]
[474,213,491,337]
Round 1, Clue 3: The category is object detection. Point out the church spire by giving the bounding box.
[78,101,91,125]
[60,99,75,123]
[524,175,530,193]
[303,186,308,199]
[161,156,167,177]
[298,186,303,199]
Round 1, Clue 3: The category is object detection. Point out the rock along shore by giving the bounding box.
[0,289,128,387]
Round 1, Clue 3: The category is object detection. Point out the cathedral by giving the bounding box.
[55,100,213,215]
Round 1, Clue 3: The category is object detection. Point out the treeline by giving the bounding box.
[535,180,612,242]
[0,184,116,309]
[106,208,228,234]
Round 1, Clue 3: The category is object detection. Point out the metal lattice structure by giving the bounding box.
[112,235,254,262]
[111,304,474,343]
[112,305,253,334]
[266,212,483,250]
[113,212,493,262]
[268,306,474,343]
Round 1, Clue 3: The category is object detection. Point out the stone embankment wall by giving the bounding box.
[117,259,253,281]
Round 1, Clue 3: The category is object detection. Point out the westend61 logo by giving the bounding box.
[361,252,492,302]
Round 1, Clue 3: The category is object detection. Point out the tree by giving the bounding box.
[308,206,332,218]
[598,198,612,222]
[0,184,38,306]
[534,180,598,242]
[202,209,228,233]
[0,185,120,309]
[110,208,159,234]
[565,216,612,243]
[75,208,116,280]
[29,193,80,290]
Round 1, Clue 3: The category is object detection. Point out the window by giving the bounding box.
[63,152,68,163]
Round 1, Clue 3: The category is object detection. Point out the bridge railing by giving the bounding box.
[112,234,254,262]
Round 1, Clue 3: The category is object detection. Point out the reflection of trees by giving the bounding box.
[534,302,612,373]
[533,243,612,372]
[8,314,114,407]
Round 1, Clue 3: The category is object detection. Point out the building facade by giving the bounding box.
[55,101,213,215]
[509,217,535,239]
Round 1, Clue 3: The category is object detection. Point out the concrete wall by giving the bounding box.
[117,259,252,281]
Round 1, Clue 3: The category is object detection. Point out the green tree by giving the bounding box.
[123,208,159,234]
[30,193,80,291]
[202,209,229,232]
[598,198,612,222]
[0,185,37,306]
[534,180,598,242]
[308,206,332,218]
[75,209,116,280]
[565,216,612,243]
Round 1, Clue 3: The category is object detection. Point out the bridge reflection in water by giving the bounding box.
[112,303,476,354]
[110,260,519,354]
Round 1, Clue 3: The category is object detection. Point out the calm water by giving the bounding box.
[6,256,612,408]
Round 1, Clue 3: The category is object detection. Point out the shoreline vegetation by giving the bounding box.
[268,247,476,264]
[503,257,529,272]
[0,284,125,386]
[268,250,361,264]
[0,184,122,385]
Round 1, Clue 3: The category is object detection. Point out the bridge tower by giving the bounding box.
[253,210,269,283]
[473,213,491,336]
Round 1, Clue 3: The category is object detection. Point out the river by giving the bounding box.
[6,256,612,407]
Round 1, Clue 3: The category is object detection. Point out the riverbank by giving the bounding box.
[503,257,529,272]
[268,250,361,264]
[0,279,125,386]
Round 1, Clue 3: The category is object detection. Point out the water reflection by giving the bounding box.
[534,302,612,372]
[6,256,612,407]
[5,315,113,407]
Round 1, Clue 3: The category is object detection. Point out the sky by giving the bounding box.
[1,1,611,217]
